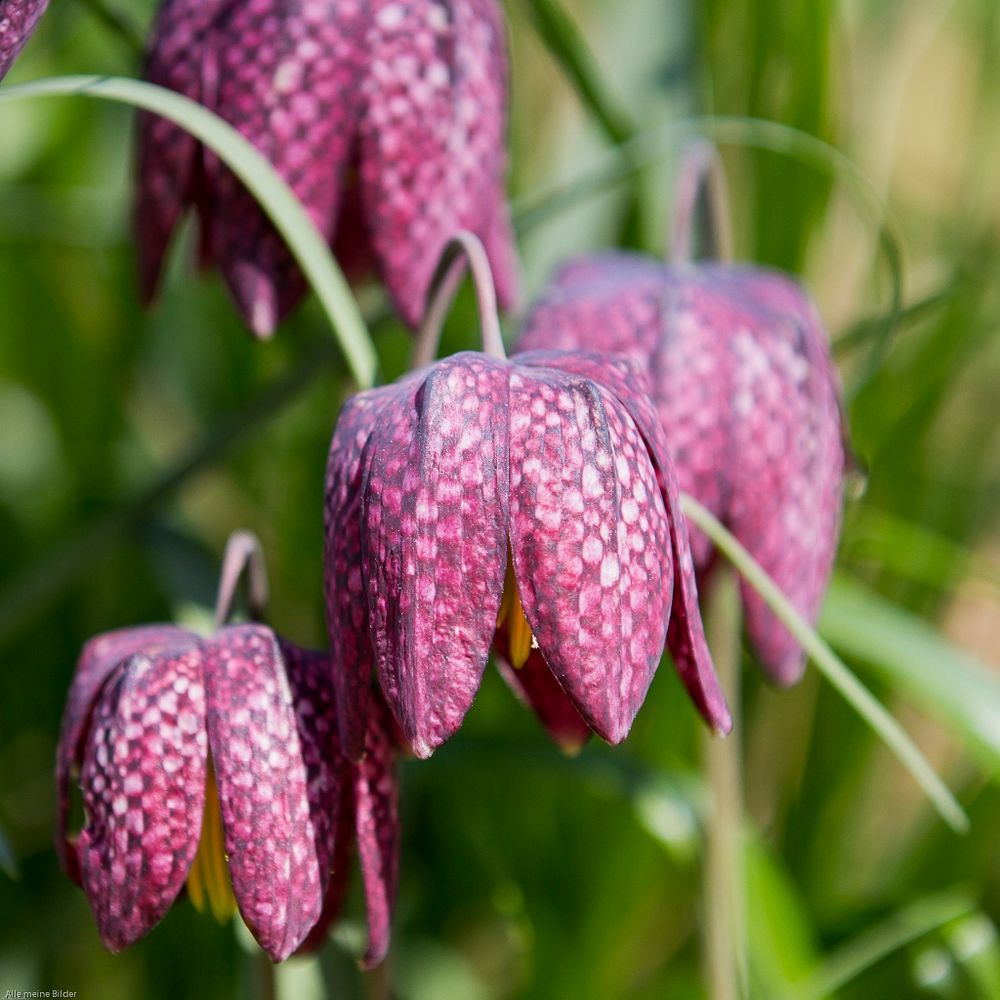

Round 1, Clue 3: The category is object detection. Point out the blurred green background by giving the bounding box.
[2,0,1000,997]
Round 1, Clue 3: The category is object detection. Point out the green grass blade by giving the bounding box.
[794,888,975,1000]
[0,75,378,390]
[821,573,1000,773]
[680,494,969,834]
[520,0,634,144]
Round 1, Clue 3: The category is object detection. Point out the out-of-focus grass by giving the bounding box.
[1,1,1000,998]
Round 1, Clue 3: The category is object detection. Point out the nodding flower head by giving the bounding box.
[0,0,48,80]
[514,148,847,686]
[135,0,518,337]
[56,534,400,967]
[324,235,730,761]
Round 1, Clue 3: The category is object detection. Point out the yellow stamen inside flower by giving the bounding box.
[496,553,535,669]
[187,757,236,922]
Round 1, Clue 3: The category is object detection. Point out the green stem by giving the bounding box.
[702,570,747,1000]
[681,495,969,834]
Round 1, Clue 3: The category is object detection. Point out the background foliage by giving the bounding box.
[1,0,1000,997]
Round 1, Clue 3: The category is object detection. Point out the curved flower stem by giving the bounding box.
[669,140,733,265]
[702,570,747,1000]
[412,231,505,368]
[681,493,970,834]
[213,531,269,630]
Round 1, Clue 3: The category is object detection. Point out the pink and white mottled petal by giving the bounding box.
[0,0,48,80]
[280,641,350,903]
[518,348,731,734]
[56,625,197,883]
[507,365,673,744]
[294,779,356,955]
[77,649,208,952]
[359,0,516,326]
[135,0,230,302]
[712,267,844,684]
[355,698,399,969]
[361,354,510,757]
[515,253,665,360]
[494,642,591,753]
[200,0,367,335]
[325,378,421,759]
[657,450,733,733]
[204,625,325,961]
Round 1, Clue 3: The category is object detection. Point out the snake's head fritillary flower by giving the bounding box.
[135,0,518,336]
[0,0,48,80]
[56,566,400,967]
[324,347,732,761]
[514,252,847,686]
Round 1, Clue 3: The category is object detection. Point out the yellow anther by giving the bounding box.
[187,757,237,922]
[497,553,534,669]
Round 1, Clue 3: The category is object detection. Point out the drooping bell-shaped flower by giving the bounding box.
[0,0,48,80]
[324,235,730,761]
[135,0,518,337]
[56,534,399,966]
[514,146,847,687]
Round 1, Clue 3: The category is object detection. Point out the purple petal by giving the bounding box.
[135,0,229,303]
[0,0,48,80]
[516,256,845,692]
[517,349,732,734]
[56,625,197,884]
[493,639,591,753]
[204,625,328,961]
[506,363,674,744]
[325,379,421,760]
[293,779,356,955]
[358,0,517,326]
[77,648,208,952]
[199,0,368,335]
[355,696,399,969]
[708,268,845,684]
[280,639,352,908]
[361,354,510,757]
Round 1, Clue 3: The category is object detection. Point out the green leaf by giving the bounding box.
[821,573,1000,774]
[0,75,378,390]
[681,495,969,834]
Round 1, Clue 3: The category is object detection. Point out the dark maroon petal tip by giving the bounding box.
[494,643,592,754]
[355,698,399,969]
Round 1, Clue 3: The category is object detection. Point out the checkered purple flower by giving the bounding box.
[56,623,399,966]
[324,348,732,761]
[515,253,847,687]
[135,0,518,336]
[0,0,48,80]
